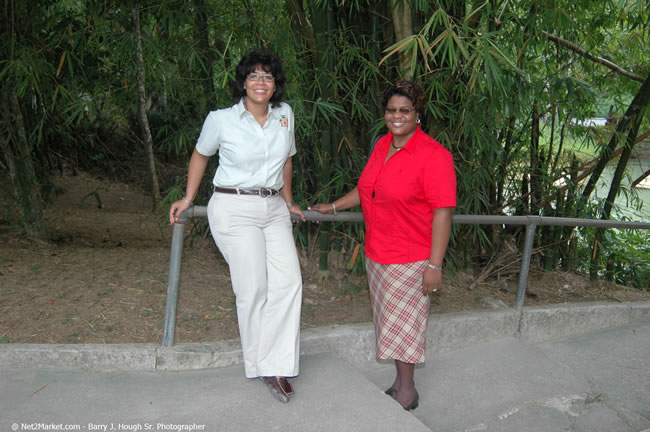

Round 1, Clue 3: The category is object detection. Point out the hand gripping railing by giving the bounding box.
[163,208,650,347]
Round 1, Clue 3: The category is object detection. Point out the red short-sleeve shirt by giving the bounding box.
[358,127,456,264]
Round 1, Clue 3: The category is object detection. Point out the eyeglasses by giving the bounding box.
[385,106,416,115]
[247,73,274,82]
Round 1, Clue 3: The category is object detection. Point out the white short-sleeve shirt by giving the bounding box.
[195,98,296,190]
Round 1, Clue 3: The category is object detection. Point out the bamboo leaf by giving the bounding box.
[486,39,521,73]
[416,35,432,72]
[450,31,469,61]
[379,35,417,67]
[425,29,450,59]
[56,52,67,77]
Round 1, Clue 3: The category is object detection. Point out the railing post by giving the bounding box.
[162,212,189,347]
[515,222,538,311]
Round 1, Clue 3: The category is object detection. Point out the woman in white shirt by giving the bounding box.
[169,51,305,404]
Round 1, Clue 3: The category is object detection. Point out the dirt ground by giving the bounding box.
[0,172,648,345]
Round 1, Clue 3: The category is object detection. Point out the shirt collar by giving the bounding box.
[234,98,246,117]
[407,127,423,152]
[268,103,278,120]
[236,97,277,119]
[387,126,422,153]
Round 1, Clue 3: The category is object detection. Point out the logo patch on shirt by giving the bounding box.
[280,114,288,128]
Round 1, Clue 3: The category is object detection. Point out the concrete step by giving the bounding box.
[0,353,430,432]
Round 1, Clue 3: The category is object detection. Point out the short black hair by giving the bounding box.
[232,50,286,108]
[382,80,426,115]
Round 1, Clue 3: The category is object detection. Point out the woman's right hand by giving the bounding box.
[309,187,359,216]
[169,200,191,224]
[309,203,335,214]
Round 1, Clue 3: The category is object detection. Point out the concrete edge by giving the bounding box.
[517,301,650,344]
[1,301,648,371]
[0,344,159,371]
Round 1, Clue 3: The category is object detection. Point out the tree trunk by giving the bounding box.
[496,115,516,208]
[589,80,650,278]
[550,122,565,176]
[288,0,340,272]
[0,90,48,239]
[543,31,644,83]
[193,0,216,108]
[559,155,579,269]
[631,167,650,188]
[314,0,336,272]
[390,0,413,79]
[529,104,541,215]
[242,0,261,47]
[286,0,319,59]
[132,0,161,210]
[582,74,650,201]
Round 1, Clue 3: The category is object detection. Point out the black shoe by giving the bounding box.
[384,387,397,398]
[403,391,419,411]
[389,389,419,411]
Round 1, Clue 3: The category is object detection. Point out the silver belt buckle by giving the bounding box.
[259,188,273,197]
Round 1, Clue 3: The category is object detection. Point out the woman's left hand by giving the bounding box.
[288,203,306,222]
[422,267,442,296]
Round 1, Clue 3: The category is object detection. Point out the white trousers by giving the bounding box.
[207,192,302,378]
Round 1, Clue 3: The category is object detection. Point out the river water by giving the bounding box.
[594,159,650,222]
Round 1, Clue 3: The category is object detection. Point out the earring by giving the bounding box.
[416,118,421,124]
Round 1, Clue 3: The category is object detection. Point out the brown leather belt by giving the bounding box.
[214,186,280,197]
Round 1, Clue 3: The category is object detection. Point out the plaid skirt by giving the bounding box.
[366,257,431,364]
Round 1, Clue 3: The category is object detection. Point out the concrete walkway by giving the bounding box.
[367,323,650,432]
[1,302,649,432]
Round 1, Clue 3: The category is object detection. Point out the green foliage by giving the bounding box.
[2,0,649,279]
[604,229,650,288]
[575,227,650,288]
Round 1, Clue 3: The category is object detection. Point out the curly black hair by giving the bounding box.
[231,50,286,108]
[382,80,426,115]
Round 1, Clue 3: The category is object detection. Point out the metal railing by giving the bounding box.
[163,207,650,347]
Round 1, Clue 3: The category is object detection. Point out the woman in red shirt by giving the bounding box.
[311,80,456,410]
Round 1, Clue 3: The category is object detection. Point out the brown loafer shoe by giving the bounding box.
[259,377,289,403]
[280,377,295,398]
